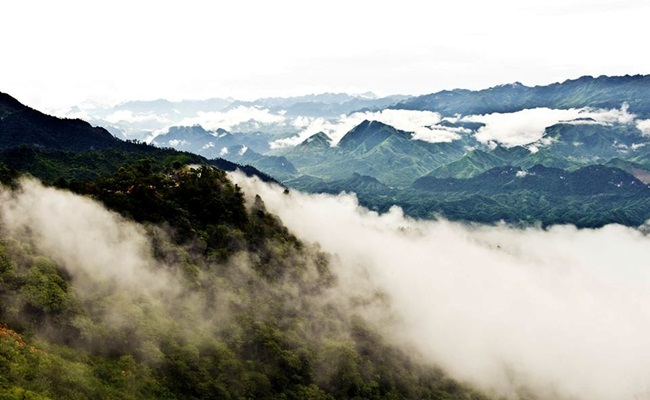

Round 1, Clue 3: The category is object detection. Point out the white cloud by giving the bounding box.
[167,139,188,147]
[271,109,464,148]
[464,105,637,147]
[636,119,650,136]
[0,179,173,295]
[270,115,358,148]
[232,172,650,400]
[464,108,581,147]
[178,106,286,132]
[105,110,170,124]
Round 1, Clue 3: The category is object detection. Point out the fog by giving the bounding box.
[637,119,650,136]
[4,174,650,398]
[271,109,463,148]
[0,178,365,373]
[0,178,171,295]
[463,105,638,147]
[233,172,650,400]
[271,105,640,150]
[178,106,287,131]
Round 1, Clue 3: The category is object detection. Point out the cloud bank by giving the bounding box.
[233,172,650,400]
[178,106,287,132]
[271,109,463,148]
[272,104,640,150]
[637,119,650,136]
[464,104,637,147]
[0,178,171,295]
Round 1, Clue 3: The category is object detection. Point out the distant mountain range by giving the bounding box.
[60,92,410,141]
[0,92,129,152]
[0,91,278,184]
[6,74,650,227]
[393,74,650,117]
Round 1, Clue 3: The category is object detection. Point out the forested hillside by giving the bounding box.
[0,91,489,399]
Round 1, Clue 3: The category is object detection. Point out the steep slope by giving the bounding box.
[220,144,298,180]
[397,164,650,226]
[413,164,650,195]
[152,125,238,157]
[605,158,650,184]
[292,120,465,185]
[427,149,508,178]
[540,123,647,162]
[297,131,332,150]
[0,92,278,185]
[0,92,129,152]
[0,137,487,400]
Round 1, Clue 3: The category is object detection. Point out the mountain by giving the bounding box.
[152,125,238,157]
[0,92,277,185]
[393,164,650,227]
[219,144,298,180]
[286,172,390,195]
[413,164,649,195]
[60,93,410,141]
[152,125,275,156]
[0,92,131,152]
[278,120,467,186]
[604,158,650,184]
[395,74,650,117]
[540,122,646,162]
[224,93,410,117]
[298,131,332,150]
[0,91,487,400]
[427,149,507,179]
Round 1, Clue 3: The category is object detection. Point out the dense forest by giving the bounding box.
[0,157,490,399]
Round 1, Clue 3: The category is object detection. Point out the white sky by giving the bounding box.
[1,0,649,109]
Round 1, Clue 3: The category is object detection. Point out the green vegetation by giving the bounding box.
[0,160,489,399]
[273,120,467,186]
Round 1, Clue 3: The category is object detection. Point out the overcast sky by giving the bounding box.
[2,0,649,109]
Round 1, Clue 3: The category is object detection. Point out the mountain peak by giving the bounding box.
[0,92,123,152]
[299,132,331,149]
[337,120,399,150]
[0,92,28,118]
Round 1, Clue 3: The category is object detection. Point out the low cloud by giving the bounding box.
[168,139,188,147]
[464,105,637,147]
[271,109,462,148]
[0,178,173,296]
[636,119,650,136]
[178,106,286,131]
[105,110,170,124]
[233,172,650,400]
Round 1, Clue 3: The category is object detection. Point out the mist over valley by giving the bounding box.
[2,74,650,399]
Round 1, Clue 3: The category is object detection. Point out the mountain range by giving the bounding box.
[60,92,409,141]
[2,77,650,398]
[0,91,492,399]
[393,74,650,117]
[27,74,650,228]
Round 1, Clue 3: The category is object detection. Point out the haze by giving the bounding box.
[2,0,649,109]
[234,172,650,400]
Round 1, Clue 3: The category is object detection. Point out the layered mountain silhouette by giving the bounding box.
[278,120,466,185]
[0,91,277,184]
[5,73,650,227]
[0,93,129,151]
[394,74,650,117]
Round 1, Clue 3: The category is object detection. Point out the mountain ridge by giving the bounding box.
[394,74,650,117]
